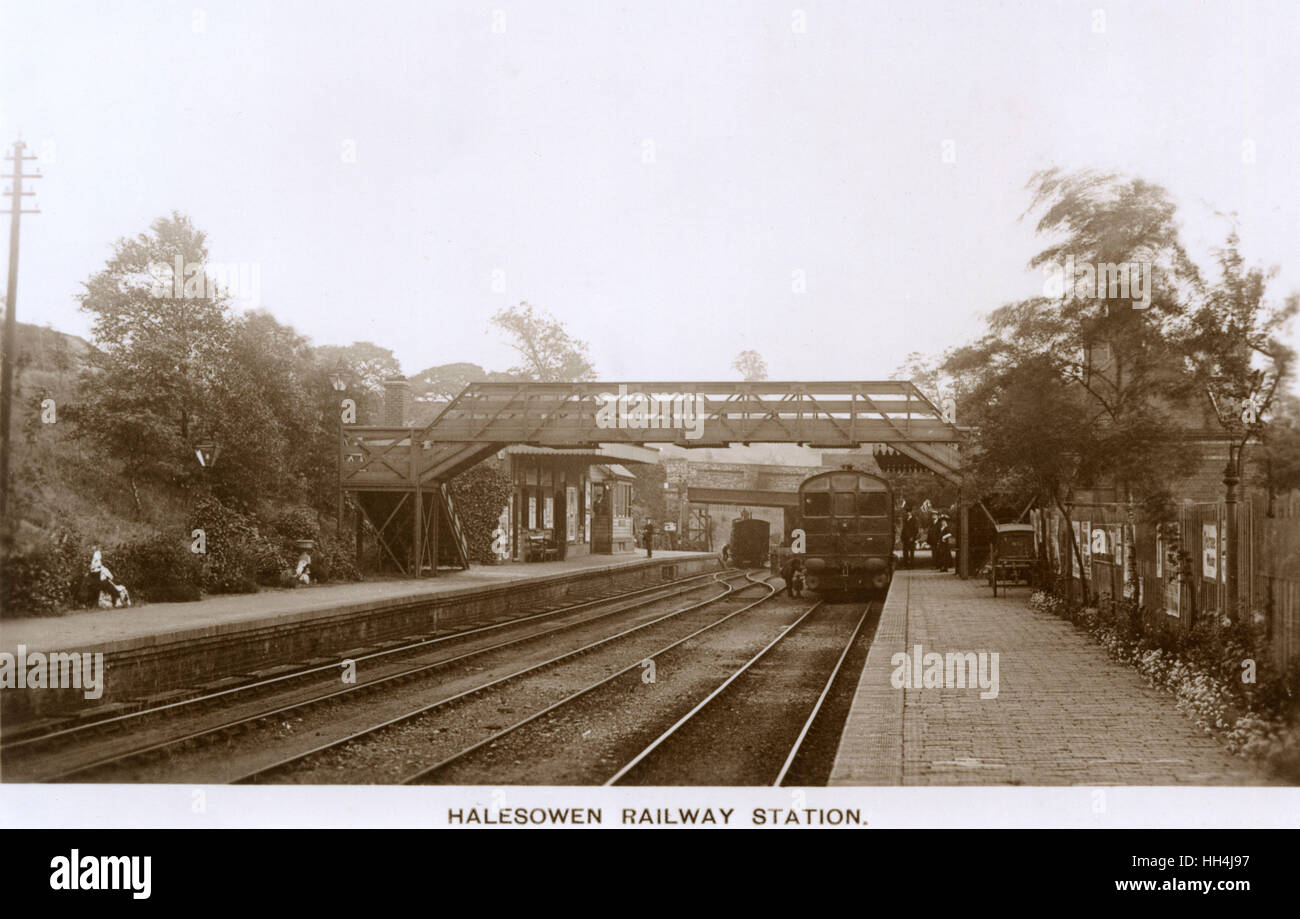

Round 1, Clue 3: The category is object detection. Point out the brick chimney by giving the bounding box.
[383,377,411,427]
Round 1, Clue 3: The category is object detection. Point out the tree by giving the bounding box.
[227,310,340,510]
[1182,231,1297,495]
[491,303,596,382]
[732,350,768,381]
[1260,392,1300,497]
[960,357,1102,601]
[313,341,402,393]
[72,213,237,502]
[630,462,667,524]
[891,351,944,403]
[72,215,346,515]
[948,170,1209,509]
[946,168,1299,607]
[408,361,517,403]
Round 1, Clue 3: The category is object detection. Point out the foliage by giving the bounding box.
[1181,232,1297,427]
[490,302,597,382]
[408,361,516,402]
[313,341,403,393]
[265,505,361,583]
[0,530,86,617]
[66,214,366,527]
[448,461,512,563]
[307,530,362,583]
[70,213,238,491]
[106,533,204,603]
[188,494,282,593]
[1260,393,1300,494]
[940,168,1299,600]
[630,462,667,523]
[268,506,321,542]
[891,351,945,404]
[0,528,206,615]
[1029,589,1300,778]
[731,350,768,381]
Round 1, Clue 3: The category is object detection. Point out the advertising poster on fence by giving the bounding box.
[1123,525,1137,601]
[1203,522,1219,580]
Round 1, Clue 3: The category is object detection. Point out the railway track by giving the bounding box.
[237,571,776,784]
[607,599,878,786]
[404,591,877,787]
[398,571,783,785]
[2,568,747,783]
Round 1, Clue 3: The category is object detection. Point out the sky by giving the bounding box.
[2,0,1298,387]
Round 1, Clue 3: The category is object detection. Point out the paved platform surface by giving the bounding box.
[829,569,1273,786]
[0,551,715,655]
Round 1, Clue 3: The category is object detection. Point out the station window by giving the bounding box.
[612,482,631,517]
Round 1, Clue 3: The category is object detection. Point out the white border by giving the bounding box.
[2,785,1296,829]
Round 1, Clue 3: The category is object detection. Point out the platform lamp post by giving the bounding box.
[194,441,221,471]
[1206,373,1262,623]
[329,359,350,537]
[193,439,221,517]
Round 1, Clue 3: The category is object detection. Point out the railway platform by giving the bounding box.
[828,569,1272,786]
[0,550,719,723]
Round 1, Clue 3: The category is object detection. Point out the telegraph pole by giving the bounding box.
[1,140,42,539]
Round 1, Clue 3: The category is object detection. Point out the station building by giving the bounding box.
[392,378,656,564]
[500,447,647,561]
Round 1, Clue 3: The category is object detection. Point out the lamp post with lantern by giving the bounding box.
[194,441,221,471]
[1206,372,1265,622]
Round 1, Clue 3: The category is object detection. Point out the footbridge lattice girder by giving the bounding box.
[418,381,964,448]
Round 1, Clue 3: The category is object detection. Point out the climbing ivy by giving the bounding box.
[449,460,512,563]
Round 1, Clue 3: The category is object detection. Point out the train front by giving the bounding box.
[797,471,895,598]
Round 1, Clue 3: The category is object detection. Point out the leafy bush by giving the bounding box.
[265,505,359,583]
[104,533,203,603]
[1028,588,1300,779]
[268,506,321,544]
[189,494,287,594]
[0,530,85,616]
[307,529,361,583]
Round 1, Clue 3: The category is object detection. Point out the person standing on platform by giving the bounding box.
[901,510,918,569]
[926,515,943,569]
[642,520,655,558]
[936,516,953,572]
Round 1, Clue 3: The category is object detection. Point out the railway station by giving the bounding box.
[2,377,1289,787]
[7,0,1300,878]
[2,380,979,784]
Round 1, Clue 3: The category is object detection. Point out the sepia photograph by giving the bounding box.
[0,0,1297,887]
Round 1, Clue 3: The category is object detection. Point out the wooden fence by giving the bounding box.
[1039,491,1300,667]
